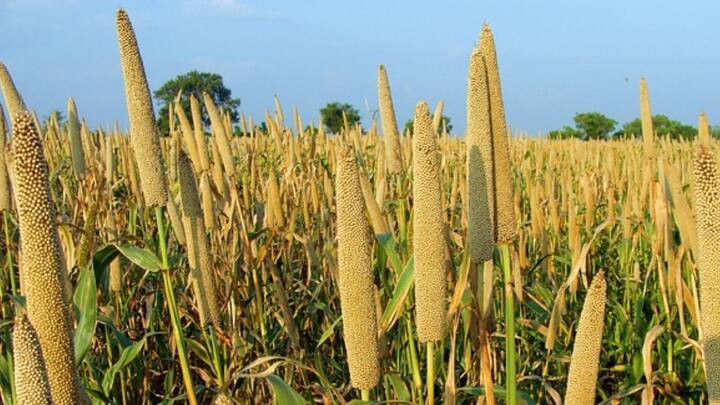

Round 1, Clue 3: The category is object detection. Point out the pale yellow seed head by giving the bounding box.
[203,92,236,177]
[0,103,11,211]
[175,101,201,172]
[481,24,516,243]
[640,78,656,160]
[179,152,221,326]
[359,171,388,236]
[693,145,720,401]
[699,112,711,146]
[116,8,168,207]
[466,44,495,263]
[190,94,211,171]
[66,97,86,177]
[377,65,403,174]
[13,111,81,405]
[0,62,26,123]
[413,101,449,342]
[336,144,380,389]
[565,272,607,405]
[13,315,53,405]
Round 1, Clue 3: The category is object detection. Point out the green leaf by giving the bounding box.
[380,257,414,333]
[457,386,535,405]
[186,338,213,369]
[385,373,411,401]
[265,374,306,405]
[377,233,403,274]
[316,316,342,348]
[101,333,159,394]
[115,243,163,272]
[73,266,97,365]
[93,243,121,272]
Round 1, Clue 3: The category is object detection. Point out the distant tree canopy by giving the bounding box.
[153,70,241,134]
[548,112,616,140]
[548,112,707,141]
[404,115,452,135]
[614,114,696,140]
[319,102,360,133]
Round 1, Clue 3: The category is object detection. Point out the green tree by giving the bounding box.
[547,126,582,140]
[404,115,452,135]
[153,70,241,135]
[547,112,616,140]
[319,102,360,133]
[614,114,696,140]
[573,112,617,140]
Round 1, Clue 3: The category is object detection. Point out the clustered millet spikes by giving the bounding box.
[481,24,516,244]
[432,100,445,134]
[0,62,26,123]
[166,193,186,245]
[202,92,236,177]
[466,44,495,263]
[335,144,380,389]
[359,171,388,236]
[12,112,81,405]
[66,97,86,177]
[175,101,201,172]
[692,145,720,402]
[699,112,711,145]
[190,94,211,172]
[413,101,449,342]
[115,8,168,207]
[13,315,53,405]
[377,65,403,174]
[178,152,221,326]
[564,272,607,405]
[0,104,11,211]
[640,78,656,160]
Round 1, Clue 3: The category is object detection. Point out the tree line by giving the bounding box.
[547,112,719,141]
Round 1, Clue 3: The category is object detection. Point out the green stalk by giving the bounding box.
[155,207,198,405]
[406,314,423,396]
[361,389,370,401]
[4,211,15,295]
[426,342,435,405]
[499,244,516,404]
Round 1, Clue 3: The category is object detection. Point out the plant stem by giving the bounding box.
[406,315,423,397]
[426,341,435,405]
[155,207,198,405]
[499,243,516,405]
[361,389,370,401]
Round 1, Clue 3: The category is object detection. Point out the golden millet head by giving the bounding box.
[67,97,87,177]
[692,144,720,401]
[13,315,53,405]
[412,101,449,343]
[564,271,607,405]
[336,144,380,389]
[0,103,11,211]
[0,62,26,122]
[116,8,168,207]
[377,64,402,174]
[178,151,202,219]
[480,24,516,243]
[466,43,495,263]
[13,111,81,405]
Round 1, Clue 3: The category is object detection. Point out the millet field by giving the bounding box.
[0,7,718,405]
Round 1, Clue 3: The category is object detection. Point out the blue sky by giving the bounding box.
[0,0,717,134]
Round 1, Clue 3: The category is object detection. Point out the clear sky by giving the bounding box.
[1,0,717,135]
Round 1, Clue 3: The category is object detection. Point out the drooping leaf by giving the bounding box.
[74,266,97,364]
[265,374,306,405]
